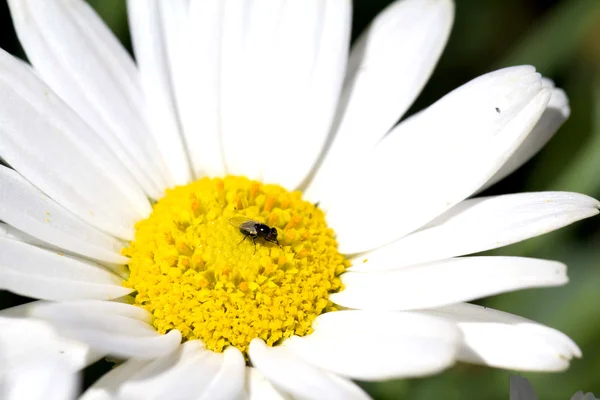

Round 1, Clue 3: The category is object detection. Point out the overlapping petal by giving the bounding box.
[8,0,170,197]
[31,301,181,359]
[283,310,460,381]
[0,314,94,371]
[349,192,599,272]
[127,0,192,185]
[81,341,245,400]
[332,256,567,310]
[324,66,551,253]
[0,237,132,300]
[0,48,151,240]
[246,367,291,400]
[0,166,128,264]
[307,0,454,197]
[1,356,79,400]
[424,303,581,371]
[482,79,570,191]
[249,339,370,400]
[219,0,351,189]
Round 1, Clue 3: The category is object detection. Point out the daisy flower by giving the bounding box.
[0,0,598,399]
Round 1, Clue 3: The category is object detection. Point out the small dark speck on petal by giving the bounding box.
[495,107,501,113]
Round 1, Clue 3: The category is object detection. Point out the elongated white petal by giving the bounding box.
[307,0,454,198]
[3,298,150,322]
[283,310,459,381]
[174,0,226,178]
[247,367,292,400]
[351,192,599,271]
[424,303,581,371]
[8,0,170,197]
[250,339,370,400]
[117,341,222,400]
[0,222,134,283]
[84,347,243,400]
[0,223,128,277]
[332,257,567,311]
[0,48,151,240]
[0,166,128,264]
[155,0,190,72]
[0,315,95,370]
[0,222,57,249]
[220,0,351,189]
[482,79,570,191]
[200,347,246,400]
[31,301,181,359]
[79,358,149,400]
[0,237,132,301]
[1,357,79,400]
[324,66,550,253]
[127,0,192,186]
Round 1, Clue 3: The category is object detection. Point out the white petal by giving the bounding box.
[0,222,57,248]
[0,48,151,240]
[0,221,126,283]
[79,358,149,400]
[31,300,181,359]
[0,223,130,277]
[350,192,599,271]
[324,66,551,253]
[332,257,567,311]
[307,0,454,198]
[0,237,132,300]
[156,0,190,72]
[220,0,352,189]
[200,347,246,400]
[116,341,222,400]
[127,0,193,186]
[81,350,242,400]
[0,314,97,370]
[0,166,128,264]
[283,310,459,381]
[509,376,538,400]
[8,0,170,197]
[482,80,570,191]
[247,367,292,400]
[424,303,581,371]
[83,349,242,400]
[249,339,370,400]
[173,0,226,178]
[1,356,79,400]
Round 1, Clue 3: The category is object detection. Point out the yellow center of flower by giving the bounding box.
[123,176,349,355]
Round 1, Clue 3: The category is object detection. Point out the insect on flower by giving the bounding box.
[229,217,281,253]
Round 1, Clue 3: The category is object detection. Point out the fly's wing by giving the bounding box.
[229,217,258,235]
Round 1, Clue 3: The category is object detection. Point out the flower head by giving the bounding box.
[0,0,598,399]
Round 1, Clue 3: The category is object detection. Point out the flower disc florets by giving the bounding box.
[124,176,349,354]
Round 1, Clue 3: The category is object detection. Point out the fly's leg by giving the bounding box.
[238,235,249,245]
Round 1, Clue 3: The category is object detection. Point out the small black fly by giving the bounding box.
[229,217,280,254]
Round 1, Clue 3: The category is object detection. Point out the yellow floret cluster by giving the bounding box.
[123,176,349,355]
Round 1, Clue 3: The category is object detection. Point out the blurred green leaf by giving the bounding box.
[86,0,131,51]
[494,0,600,75]
[547,75,600,196]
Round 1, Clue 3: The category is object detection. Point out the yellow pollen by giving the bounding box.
[123,176,349,355]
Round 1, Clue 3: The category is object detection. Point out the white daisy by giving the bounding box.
[0,0,598,399]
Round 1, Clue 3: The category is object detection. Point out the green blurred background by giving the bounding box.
[1,0,599,399]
